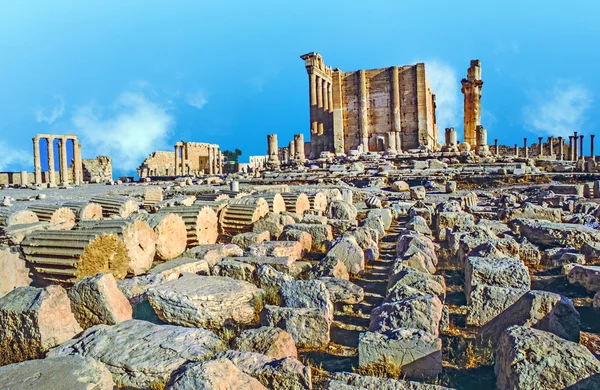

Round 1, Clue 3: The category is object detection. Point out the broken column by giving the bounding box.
[90,195,140,218]
[174,143,181,176]
[591,135,595,159]
[523,138,528,158]
[28,205,75,230]
[475,125,489,156]
[294,134,306,161]
[218,203,263,235]
[267,134,280,167]
[558,136,564,160]
[494,139,499,156]
[288,141,296,162]
[359,70,369,151]
[538,137,543,157]
[159,205,219,247]
[32,137,42,185]
[461,60,483,147]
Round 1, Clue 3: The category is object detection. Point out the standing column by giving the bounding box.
[515,144,519,157]
[358,70,369,151]
[59,137,68,185]
[322,79,329,112]
[47,137,56,186]
[494,139,499,156]
[580,135,584,160]
[219,151,223,174]
[317,77,324,135]
[391,66,401,154]
[461,60,483,147]
[32,137,42,185]
[267,134,280,166]
[207,146,213,175]
[212,146,218,174]
[327,82,333,113]
[568,136,573,160]
[573,132,579,160]
[591,135,595,159]
[309,74,318,135]
[523,138,528,158]
[73,139,82,185]
[558,137,564,160]
[548,136,554,158]
[174,145,180,176]
[294,134,305,161]
[538,137,543,157]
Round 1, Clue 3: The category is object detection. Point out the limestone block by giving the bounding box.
[48,320,226,390]
[233,326,297,359]
[406,215,432,236]
[0,356,115,390]
[165,358,267,390]
[567,265,600,292]
[387,264,446,295]
[466,285,528,326]
[326,236,365,274]
[465,257,530,302]
[282,223,333,253]
[68,272,132,329]
[366,208,393,230]
[147,257,210,281]
[0,246,31,297]
[212,259,256,282]
[410,186,426,200]
[308,256,350,280]
[215,350,312,390]
[147,274,264,329]
[247,240,304,261]
[319,277,364,304]
[0,285,82,365]
[279,229,312,253]
[326,200,357,220]
[231,231,270,251]
[512,218,600,249]
[495,326,600,390]
[358,329,442,380]
[480,290,580,344]
[390,180,410,192]
[280,280,334,322]
[369,295,442,336]
[386,276,445,303]
[260,305,330,348]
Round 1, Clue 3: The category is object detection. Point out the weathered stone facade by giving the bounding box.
[301,52,438,158]
[461,60,483,148]
[138,142,223,178]
[82,156,113,183]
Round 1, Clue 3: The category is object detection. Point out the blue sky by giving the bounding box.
[0,0,598,176]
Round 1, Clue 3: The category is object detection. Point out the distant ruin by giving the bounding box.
[138,141,223,179]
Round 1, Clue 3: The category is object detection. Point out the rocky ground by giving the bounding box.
[1,155,600,389]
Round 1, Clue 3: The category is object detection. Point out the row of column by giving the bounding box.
[309,73,334,136]
[32,135,82,186]
[496,133,595,160]
[267,133,306,167]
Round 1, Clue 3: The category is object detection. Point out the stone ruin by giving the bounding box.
[0,56,600,390]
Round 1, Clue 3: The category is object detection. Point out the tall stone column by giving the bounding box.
[591,135,595,159]
[538,137,543,157]
[568,136,573,160]
[475,125,489,155]
[523,138,528,158]
[327,82,333,113]
[267,134,280,166]
[309,73,318,136]
[32,137,42,185]
[391,66,401,154]
[494,139,499,156]
[322,79,329,112]
[316,77,324,135]
[548,136,554,158]
[47,137,56,186]
[358,70,369,151]
[515,144,519,157]
[573,132,579,161]
[294,134,305,161]
[580,135,584,160]
[558,137,564,160]
[461,60,483,147]
[174,145,180,176]
[219,151,223,174]
[73,139,82,185]
[213,146,219,174]
[59,137,69,185]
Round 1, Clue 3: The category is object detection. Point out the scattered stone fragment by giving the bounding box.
[233,326,298,359]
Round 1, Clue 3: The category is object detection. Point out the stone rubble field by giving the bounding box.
[1,157,600,390]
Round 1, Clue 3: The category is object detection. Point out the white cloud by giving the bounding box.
[523,82,593,137]
[424,60,460,134]
[0,138,30,171]
[34,95,65,124]
[186,90,208,109]
[72,92,174,172]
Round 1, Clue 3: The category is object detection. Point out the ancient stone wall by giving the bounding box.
[138,151,174,178]
[82,156,112,183]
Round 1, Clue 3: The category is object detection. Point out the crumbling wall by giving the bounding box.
[82,156,112,183]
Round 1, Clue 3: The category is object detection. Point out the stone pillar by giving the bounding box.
[20,171,28,185]
[207,146,213,175]
[515,144,519,157]
[289,141,296,162]
[568,136,573,160]
[47,137,56,187]
[591,135,595,159]
[386,132,397,154]
[538,137,543,157]
[391,66,401,153]
[358,70,369,151]
[548,136,554,158]
[317,77,324,136]
[213,146,219,174]
[174,145,180,176]
[309,73,318,136]
[558,137,564,160]
[475,125,489,155]
[395,132,402,154]
[574,132,579,161]
[230,180,239,192]
[267,134,280,166]
[73,139,82,185]
[494,139,499,156]
[59,137,68,185]
[523,138,528,158]
[294,134,305,161]
[461,60,483,147]
[32,137,42,185]
[580,135,584,160]
[322,78,329,112]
